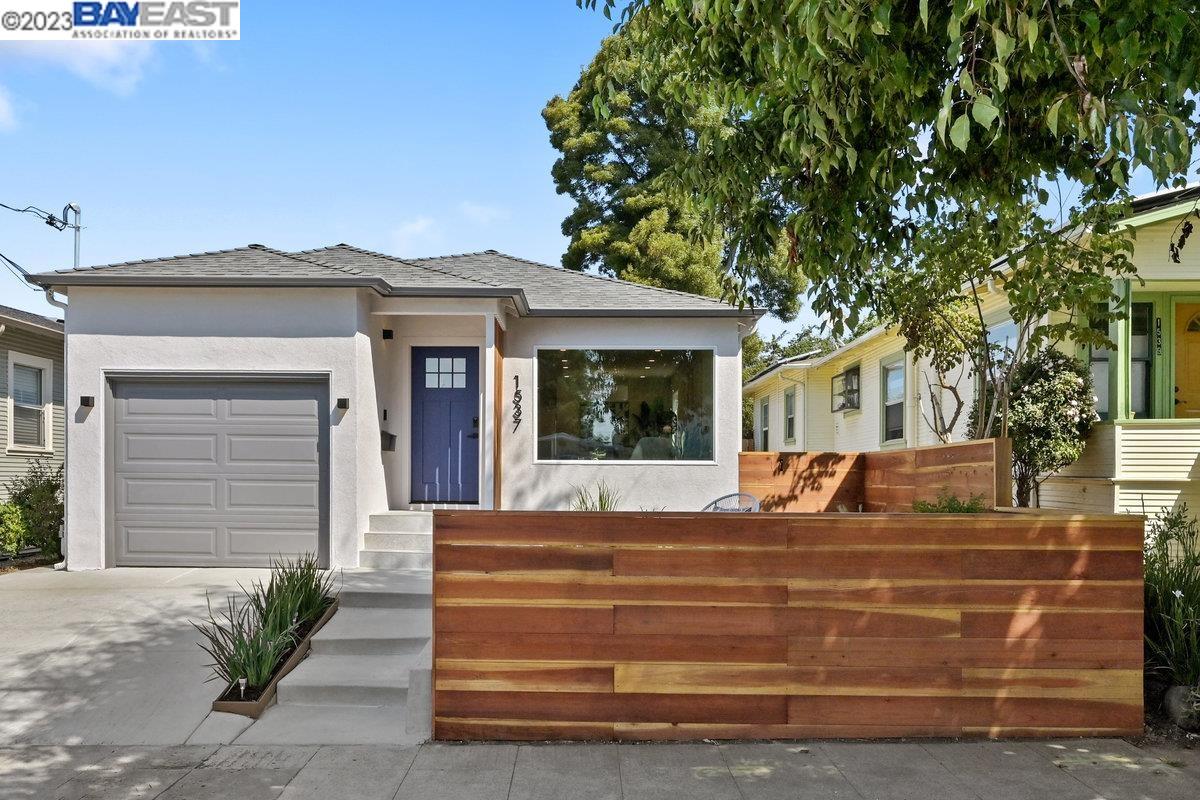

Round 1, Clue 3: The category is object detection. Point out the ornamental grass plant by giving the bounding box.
[192,554,338,698]
[1144,505,1200,687]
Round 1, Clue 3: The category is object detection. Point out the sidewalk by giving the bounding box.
[3,738,1198,800]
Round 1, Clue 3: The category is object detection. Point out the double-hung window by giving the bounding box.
[8,352,52,451]
[783,387,796,444]
[881,357,905,443]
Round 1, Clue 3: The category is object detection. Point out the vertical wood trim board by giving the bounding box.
[432,509,1143,741]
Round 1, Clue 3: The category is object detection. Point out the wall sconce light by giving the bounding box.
[80,396,94,407]
[382,329,394,340]
[336,398,350,410]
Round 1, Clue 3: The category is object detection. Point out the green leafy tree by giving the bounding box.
[1007,348,1099,507]
[544,29,804,318]
[580,1,1197,331]
[881,198,1134,442]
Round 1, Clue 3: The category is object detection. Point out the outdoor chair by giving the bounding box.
[700,492,761,512]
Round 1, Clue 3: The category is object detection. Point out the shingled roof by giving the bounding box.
[29,244,757,318]
[0,303,63,334]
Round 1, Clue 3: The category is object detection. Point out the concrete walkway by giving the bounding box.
[3,739,1199,800]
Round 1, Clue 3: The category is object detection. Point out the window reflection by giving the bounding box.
[537,349,715,461]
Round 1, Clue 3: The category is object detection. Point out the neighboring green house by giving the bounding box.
[0,304,64,497]
[744,185,1200,517]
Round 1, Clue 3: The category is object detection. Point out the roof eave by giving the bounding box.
[523,307,763,319]
[0,314,63,336]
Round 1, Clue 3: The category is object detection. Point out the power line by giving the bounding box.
[0,250,39,291]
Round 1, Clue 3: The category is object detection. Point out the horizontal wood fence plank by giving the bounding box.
[437,632,789,664]
[786,636,1144,670]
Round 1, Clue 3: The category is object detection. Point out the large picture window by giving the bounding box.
[536,349,714,461]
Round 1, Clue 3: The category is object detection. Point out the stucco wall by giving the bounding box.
[500,316,745,511]
[62,286,383,570]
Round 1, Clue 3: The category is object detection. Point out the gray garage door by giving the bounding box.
[111,379,328,567]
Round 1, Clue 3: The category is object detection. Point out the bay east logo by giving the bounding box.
[73,1,238,28]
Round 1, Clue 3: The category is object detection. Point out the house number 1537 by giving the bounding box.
[512,375,523,433]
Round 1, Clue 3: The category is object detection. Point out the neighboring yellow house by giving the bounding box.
[744,184,1200,517]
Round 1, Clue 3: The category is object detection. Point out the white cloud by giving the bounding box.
[391,216,437,254]
[0,41,156,95]
[0,84,15,131]
[459,201,509,226]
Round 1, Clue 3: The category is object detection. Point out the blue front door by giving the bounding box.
[411,347,480,503]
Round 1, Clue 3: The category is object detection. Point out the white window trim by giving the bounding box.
[783,386,796,444]
[880,353,906,447]
[532,346,719,465]
[7,350,54,454]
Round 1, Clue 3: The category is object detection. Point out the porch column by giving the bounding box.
[481,313,496,509]
[1112,279,1131,421]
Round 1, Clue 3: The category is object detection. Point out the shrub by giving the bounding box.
[912,490,986,513]
[1144,504,1200,687]
[1007,349,1098,507]
[571,481,621,511]
[5,459,64,559]
[0,502,30,556]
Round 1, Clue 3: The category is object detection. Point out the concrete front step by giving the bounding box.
[276,654,411,705]
[340,568,431,609]
[358,549,433,570]
[310,608,431,656]
[368,511,433,534]
[363,531,432,552]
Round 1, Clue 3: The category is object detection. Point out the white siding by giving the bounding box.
[747,374,803,451]
[1037,477,1115,513]
[1117,423,1200,480]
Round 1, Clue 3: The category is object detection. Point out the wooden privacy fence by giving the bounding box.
[432,509,1143,741]
[740,438,1013,512]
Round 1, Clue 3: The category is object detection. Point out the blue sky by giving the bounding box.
[1,3,727,319]
[0,3,1186,339]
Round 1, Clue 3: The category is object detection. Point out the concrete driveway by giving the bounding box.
[0,566,272,746]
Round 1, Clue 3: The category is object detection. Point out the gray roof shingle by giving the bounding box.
[0,303,63,334]
[29,243,758,318]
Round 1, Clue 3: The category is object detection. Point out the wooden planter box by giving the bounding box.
[212,597,339,719]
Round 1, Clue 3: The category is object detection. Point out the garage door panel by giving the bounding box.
[112,379,327,567]
[228,524,322,558]
[121,525,219,557]
[228,396,320,420]
[120,477,218,511]
[122,432,219,465]
[227,479,320,511]
[120,394,219,421]
[226,434,319,466]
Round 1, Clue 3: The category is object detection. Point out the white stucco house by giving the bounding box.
[29,244,758,570]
